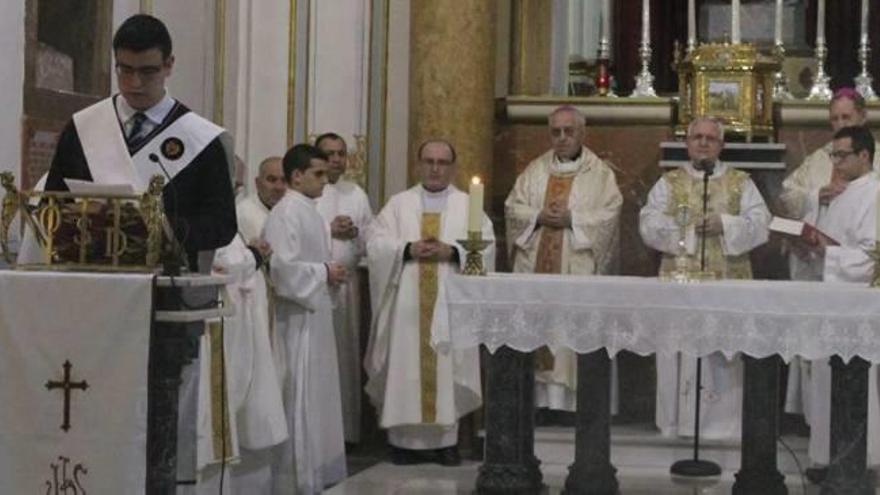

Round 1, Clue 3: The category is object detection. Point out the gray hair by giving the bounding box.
[548,105,586,127]
[687,116,725,142]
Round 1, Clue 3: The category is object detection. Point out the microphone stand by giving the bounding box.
[671,161,721,477]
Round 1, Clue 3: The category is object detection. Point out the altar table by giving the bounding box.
[432,274,880,494]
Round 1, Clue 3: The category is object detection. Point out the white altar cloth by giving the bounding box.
[431,273,880,363]
[0,270,154,494]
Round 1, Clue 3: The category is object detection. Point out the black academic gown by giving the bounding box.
[45,97,237,270]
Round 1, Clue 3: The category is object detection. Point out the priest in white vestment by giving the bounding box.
[366,139,494,465]
[504,105,622,412]
[263,144,347,494]
[237,156,286,244]
[787,125,880,473]
[640,116,770,440]
[315,132,373,445]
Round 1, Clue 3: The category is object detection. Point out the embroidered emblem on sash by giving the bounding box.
[161,137,185,160]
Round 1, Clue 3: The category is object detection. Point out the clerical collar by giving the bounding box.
[551,149,584,174]
[684,159,725,178]
[115,91,175,127]
[420,184,451,213]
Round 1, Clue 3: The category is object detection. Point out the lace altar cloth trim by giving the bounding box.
[431,273,880,363]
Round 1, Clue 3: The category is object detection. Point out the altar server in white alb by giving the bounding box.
[263,144,347,494]
[639,116,770,440]
[315,132,373,445]
[504,105,622,412]
[787,125,880,473]
[43,14,236,271]
[779,88,880,220]
[366,139,494,466]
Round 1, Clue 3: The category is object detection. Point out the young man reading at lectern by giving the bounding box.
[44,14,236,272]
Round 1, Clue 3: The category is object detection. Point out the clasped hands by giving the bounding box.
[692,213,723,236]
[331,215,359,240]
[326,261,349,286]
[537,201,572,229]
[409,237,455,262]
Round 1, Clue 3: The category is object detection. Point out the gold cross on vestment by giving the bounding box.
[45,360,89,432]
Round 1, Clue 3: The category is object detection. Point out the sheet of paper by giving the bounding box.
[63,179,135,195]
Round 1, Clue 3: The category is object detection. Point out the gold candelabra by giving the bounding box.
[457,231,492,276]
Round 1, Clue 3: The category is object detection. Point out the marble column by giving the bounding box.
[408,0,496,195]
[476,346,544,494]
[732,355,786,495]
[821,356,874,494]
[563,349,619,494]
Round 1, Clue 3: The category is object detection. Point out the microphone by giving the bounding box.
[696,158,715,176]
[698,158,714,273]
[148,152,187,275]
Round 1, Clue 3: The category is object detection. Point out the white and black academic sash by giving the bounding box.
[72,97,225,193]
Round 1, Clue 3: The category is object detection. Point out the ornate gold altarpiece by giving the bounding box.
[676,43,780,140]
[1,172,168,272]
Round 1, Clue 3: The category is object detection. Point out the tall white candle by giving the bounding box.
[688,0,696,47]
[731,0,740,43]
[642,0,650,44]
[775,0,783,45]
[468,176,484,233]
[862,0,870,44]
[603,0,612,44]
[817,0,826,44]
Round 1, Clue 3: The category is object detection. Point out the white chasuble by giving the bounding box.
[263,190,346,494]
[640,161,770,440]
[504,147,623,411]
[366,185,494,448]
[0,272,152,494]
[316,180,373,443]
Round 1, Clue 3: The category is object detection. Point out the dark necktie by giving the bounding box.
[127,112,148,146]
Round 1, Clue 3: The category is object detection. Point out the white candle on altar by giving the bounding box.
[862,0,870,44]
[642,0,650,44]
[731,0,740,43]
[688,0,696,48]
[817,0,826,44]
[601,0,611,46]
[468,176,484,233]
[775,0,783,45]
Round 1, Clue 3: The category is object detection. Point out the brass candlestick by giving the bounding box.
[458,231,492,276]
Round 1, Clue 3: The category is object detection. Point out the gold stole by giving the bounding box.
[659,168,752,280]
[207,320,234,459]
[534,175,574,371]
[418,212,441,423]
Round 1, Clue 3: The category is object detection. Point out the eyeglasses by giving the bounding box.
[830,149,858,161]
[115,63,164,80]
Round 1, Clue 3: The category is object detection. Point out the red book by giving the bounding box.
[769,217,840,246]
